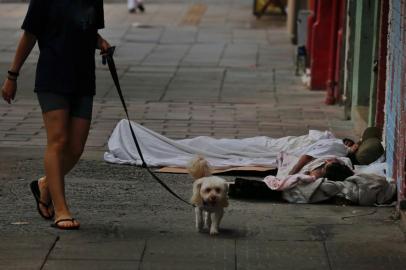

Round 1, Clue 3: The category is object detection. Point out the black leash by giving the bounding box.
[102,47,193,207]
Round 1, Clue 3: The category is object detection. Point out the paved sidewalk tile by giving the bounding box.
[0,235,58,270]
[236,240,329,270]
[326,241,406,270]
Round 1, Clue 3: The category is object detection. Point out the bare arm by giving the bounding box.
[10,31,37,73]
[289,155,315,175]
[1,31,37,103]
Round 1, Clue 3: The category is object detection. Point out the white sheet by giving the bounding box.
[104,119,346,168]
[104,119,348,168]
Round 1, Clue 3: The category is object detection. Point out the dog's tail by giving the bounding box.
[188,155,212,179]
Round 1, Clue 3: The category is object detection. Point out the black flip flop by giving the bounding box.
[51,218,80,230]
[30,180,54,220]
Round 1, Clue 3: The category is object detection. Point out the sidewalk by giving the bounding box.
[0,2,355,148]
[0,2,405,270]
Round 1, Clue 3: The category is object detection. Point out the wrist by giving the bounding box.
[8,70,19,77]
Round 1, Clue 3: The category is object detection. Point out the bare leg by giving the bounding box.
[43,110,86,228]
[195,207,203,232]
[38,117,90,219]
[204,211,211,229]
[42,109,70,222]
[209,209,224,235]
[63,116,91,174]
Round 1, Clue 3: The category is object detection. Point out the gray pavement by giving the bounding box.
[1,1,405,270]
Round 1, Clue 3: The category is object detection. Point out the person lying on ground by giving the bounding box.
[288,127,384,175]
[265,159,355,191]
[308,158,354,181]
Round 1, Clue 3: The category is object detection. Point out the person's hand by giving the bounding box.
[1,78,17,104]
[97,37,111,56]
[309,167,324,179]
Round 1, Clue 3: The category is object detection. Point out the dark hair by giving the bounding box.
[324,162,354,181]
[342,138,355,146]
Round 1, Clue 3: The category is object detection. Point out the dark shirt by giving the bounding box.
[22,0,104,96]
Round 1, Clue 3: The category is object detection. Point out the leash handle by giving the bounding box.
[102,46,116,65]
[103,48,193,207]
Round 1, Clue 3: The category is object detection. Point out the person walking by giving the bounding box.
[1,0,111,230]
[128,0,145,13]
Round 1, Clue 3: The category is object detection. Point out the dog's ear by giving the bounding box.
[191,179,204,206]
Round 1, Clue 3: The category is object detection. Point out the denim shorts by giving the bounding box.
[36,92,93,120]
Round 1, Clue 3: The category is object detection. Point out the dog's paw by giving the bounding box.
[209,228,219,236]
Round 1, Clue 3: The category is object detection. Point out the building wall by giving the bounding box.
[374,0,389,131]
[386,0,406,203]
[350,0,377,108]
[345,0,380,134]
[367,0,380,125]
[343,0,357,120]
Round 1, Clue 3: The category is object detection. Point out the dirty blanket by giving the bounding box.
[280,173,396,206]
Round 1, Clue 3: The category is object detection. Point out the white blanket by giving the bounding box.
[104,119,347,168]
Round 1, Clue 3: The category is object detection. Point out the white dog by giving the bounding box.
[188,156,229,235]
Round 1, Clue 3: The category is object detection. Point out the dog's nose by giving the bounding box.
[209,196,217,202]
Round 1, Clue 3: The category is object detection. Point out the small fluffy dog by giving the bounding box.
[188,156,229,235]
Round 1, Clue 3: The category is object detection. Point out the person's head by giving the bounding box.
[343,138,355,147]
[323,161,354,181]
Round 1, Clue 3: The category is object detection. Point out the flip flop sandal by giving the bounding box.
[30,180,54,220]
[51,218,80,230]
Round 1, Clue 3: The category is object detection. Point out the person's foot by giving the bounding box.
[52,217,80,230]
[129,8,136,13]
[38,177,54,218]
[30,178,53,219]
[137,3,145,12]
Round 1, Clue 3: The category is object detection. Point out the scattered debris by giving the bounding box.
[11,221,29,225]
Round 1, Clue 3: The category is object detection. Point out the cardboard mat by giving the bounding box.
[157,166,276,174]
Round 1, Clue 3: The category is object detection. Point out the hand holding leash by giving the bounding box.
[102,46,116,65]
